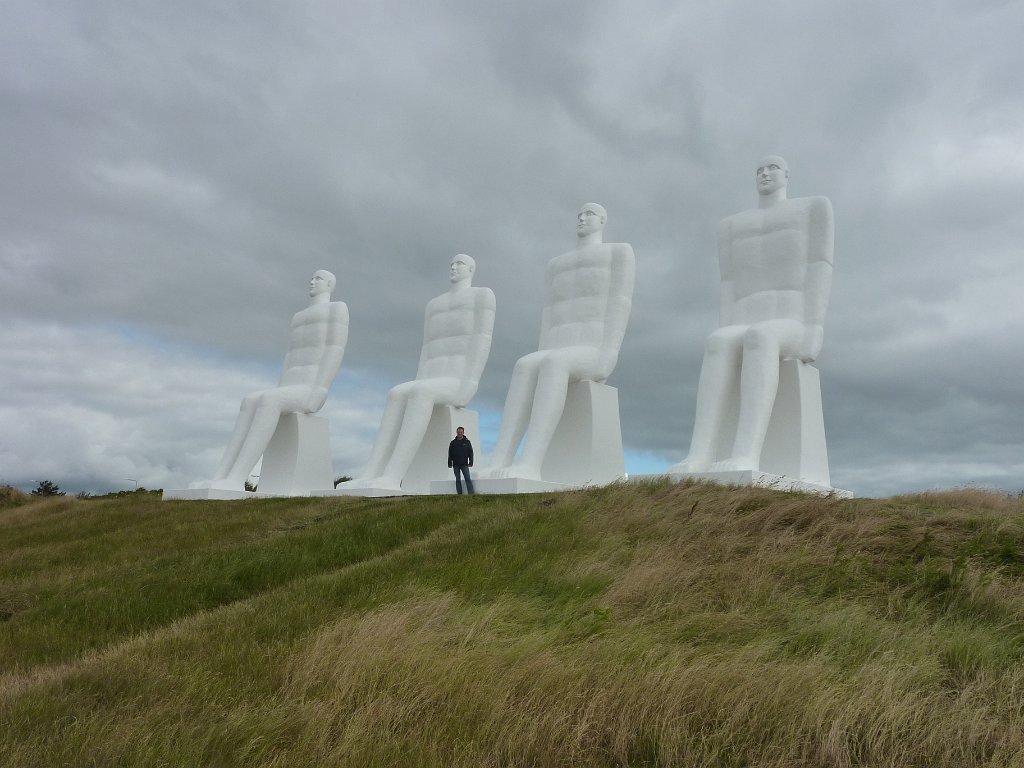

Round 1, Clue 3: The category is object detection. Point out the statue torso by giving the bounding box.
[279,302,348,386]
[541,244,616,349]
[721,198,819,325]
[419,287,491,380]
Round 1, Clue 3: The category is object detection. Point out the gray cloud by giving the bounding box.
[2,0,1023,496]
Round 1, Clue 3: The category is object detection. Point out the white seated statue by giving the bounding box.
[483,203,635,483]
[190,270,349,492]
[347,254,495,492]
[670,155,834,481]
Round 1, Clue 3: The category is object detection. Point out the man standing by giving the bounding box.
[483,204,635,481]
[447,426,474,495]
[191,270,349,491]
[670,155,834,474]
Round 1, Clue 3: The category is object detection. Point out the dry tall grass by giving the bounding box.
[2,482,1023,766]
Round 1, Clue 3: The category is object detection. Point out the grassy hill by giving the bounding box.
[1,481,1023,767]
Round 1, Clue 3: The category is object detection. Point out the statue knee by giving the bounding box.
[241,393,262,410]
[742,326,777,353]
[537,354,571,381]
[513,355,539,376]
[706,329,740,356]
[387,385,409,405]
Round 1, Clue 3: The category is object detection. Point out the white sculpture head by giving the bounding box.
[309,269,336,298]
[576,203,607,239]
[449,254,475,286]
[755,155,789,198]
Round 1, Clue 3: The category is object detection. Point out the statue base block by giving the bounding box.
[708,360,832,487]
[164,413,333,501]
[429,477,572,495]
[258,413,334,496]
[540,380,625,486]
[665,470,851,498]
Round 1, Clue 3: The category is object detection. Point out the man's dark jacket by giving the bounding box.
[448,436,474,467]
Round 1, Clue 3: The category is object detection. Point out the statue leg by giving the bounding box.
[359,385,410,481]
[212,394,261,481]
[508,356,573,480]
[378,391,438,488]
[221,394,287,487]
[714,324,790,472]
[487,355,541,471]
[671,329,743,473]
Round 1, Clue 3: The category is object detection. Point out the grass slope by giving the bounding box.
[1,482,1023,767]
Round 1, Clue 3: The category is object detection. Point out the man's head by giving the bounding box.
[456,427,465,438]
[576,203,607,237]
[449,254,475,284]
[755,156,789,196]
[309,269,336,297]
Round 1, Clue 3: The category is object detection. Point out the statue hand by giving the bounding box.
[799,325,824,362]
[303,387,329,413]
[453,382,478,409]
[596,352,618,382]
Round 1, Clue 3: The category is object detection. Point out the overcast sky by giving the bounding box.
[2,0,1022,498]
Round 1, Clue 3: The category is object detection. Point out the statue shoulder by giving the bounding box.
[609,242,635,261]
[328,301,349,324]
[801,195,833,217]
[472,285,496,309]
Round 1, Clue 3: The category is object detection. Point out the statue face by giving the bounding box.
[449,256,473,283]
[576,206,605,237]
[755,157,789,196]
[309,271,332,297]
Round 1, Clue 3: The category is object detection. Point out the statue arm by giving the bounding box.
[413,300,436,380]
[304,302,349,412]
[597,243,636,380]
[454,288,496,406]
[800,197,834,361]
[717,218,736,327]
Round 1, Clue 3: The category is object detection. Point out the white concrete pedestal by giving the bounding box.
[163,413,333,501]
[541,380,625,486]
[462,381,625,495]
[665,361,847,496]
[258,413,334,495]
[704,359,832,486]
[325,406,479,497]
[760,360,831,486]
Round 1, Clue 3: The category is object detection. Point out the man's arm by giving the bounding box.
[454,288,496,406]
[800,196,834,361]
[596,243,636,380]
[467,439,474,467]
[304,302,350,412]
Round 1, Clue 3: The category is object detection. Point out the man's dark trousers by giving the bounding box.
[453,464,474,495]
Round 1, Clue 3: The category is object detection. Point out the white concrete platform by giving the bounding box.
[162,488,259,501]
[319,484,405,498]
[662,469,852,498]
[429,477,573,495]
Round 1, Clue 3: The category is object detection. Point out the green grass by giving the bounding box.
[1,482,1023,766]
